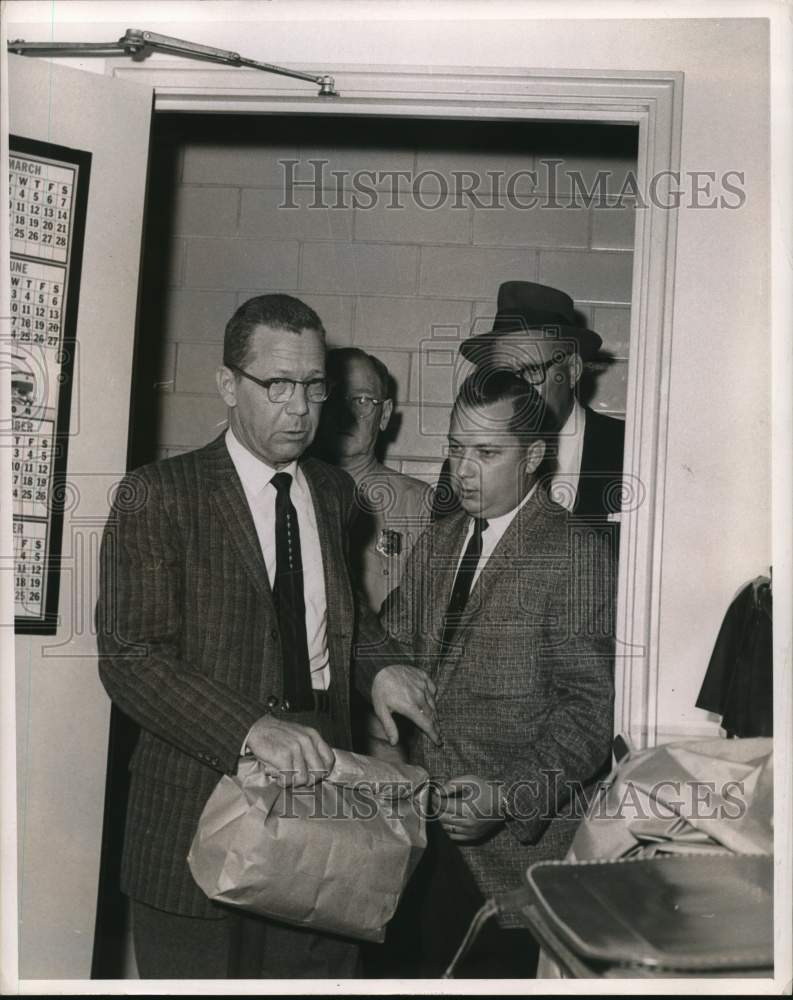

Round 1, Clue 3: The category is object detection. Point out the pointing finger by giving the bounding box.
[408,703,441,745]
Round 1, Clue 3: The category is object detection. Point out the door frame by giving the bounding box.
[114,62,685,750]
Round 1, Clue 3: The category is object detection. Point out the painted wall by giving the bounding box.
[136,115,634,483]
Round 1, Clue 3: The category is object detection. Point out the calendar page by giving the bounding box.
[10,155,75,263]
[10,138,91,633]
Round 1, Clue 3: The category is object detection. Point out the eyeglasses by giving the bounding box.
[344,394,384,417]
[516,350,570,386]
[228,364,330,403]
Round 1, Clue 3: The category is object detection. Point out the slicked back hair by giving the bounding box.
[452,367,555,444]
[223,294,326,369]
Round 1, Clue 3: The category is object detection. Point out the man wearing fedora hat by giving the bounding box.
[432,281,625,523]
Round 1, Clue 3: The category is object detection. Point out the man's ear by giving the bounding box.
[216,365,238,408]
[379,398,394,432]
[567,352,584,388]
[524,438,546,475]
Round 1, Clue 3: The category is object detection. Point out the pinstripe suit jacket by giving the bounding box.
[96,433,405,918]
[383,484,615,925]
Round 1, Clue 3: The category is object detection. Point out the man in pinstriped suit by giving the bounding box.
[383,369,616,977]
[96,294,439,979]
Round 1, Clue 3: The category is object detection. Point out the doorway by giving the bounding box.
[93,110,638,978]
[131,113,637,469]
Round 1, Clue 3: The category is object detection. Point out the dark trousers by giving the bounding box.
[375,821,539,979]
[131,899,360,979]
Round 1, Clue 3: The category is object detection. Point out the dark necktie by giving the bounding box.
[441,517,488,653]
[271,472,313,711]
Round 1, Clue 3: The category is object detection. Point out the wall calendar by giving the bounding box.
[10,136,91,633]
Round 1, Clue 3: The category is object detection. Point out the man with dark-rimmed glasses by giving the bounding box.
[96,293,438,979]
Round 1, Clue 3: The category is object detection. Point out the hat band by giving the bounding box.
[492,309,573,332]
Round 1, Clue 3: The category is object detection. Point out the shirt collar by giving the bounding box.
[556,398,586,474]
[479,480,538,536]
[225,426,298,497]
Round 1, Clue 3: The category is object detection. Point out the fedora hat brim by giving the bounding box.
[460,323,603,363]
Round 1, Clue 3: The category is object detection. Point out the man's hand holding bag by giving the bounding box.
[187,749,430,943]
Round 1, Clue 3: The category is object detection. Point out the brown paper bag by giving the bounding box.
[568,736,773,861]
[187,750,430,942]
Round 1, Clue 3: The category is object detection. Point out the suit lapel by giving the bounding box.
[300,460,354,696]
[413,513,465,687]
[431,511,484,697]
[201,434,275,607]
[433,487,548,697]
[201,442,352,731]
[300,460,354,732]
[576,407,595,513]
[300,459,353,630]
[577,407,615,515]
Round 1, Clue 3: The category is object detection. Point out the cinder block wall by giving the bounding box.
[136,116,635,479]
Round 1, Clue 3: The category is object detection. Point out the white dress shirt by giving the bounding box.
[454,482,538,591]
[226,427,330,690]
[550,399,586,511]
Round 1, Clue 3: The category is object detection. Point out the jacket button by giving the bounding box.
[271,629,278,640]
[267,695,280,710]
[282,699,291,711]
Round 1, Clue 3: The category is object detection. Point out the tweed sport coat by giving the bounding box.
[384,484,616,924]
[96,433,406,919]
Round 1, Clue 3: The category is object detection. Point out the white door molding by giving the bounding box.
[113,61,684,750]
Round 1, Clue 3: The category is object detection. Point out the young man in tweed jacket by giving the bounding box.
[384,369,616,977]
